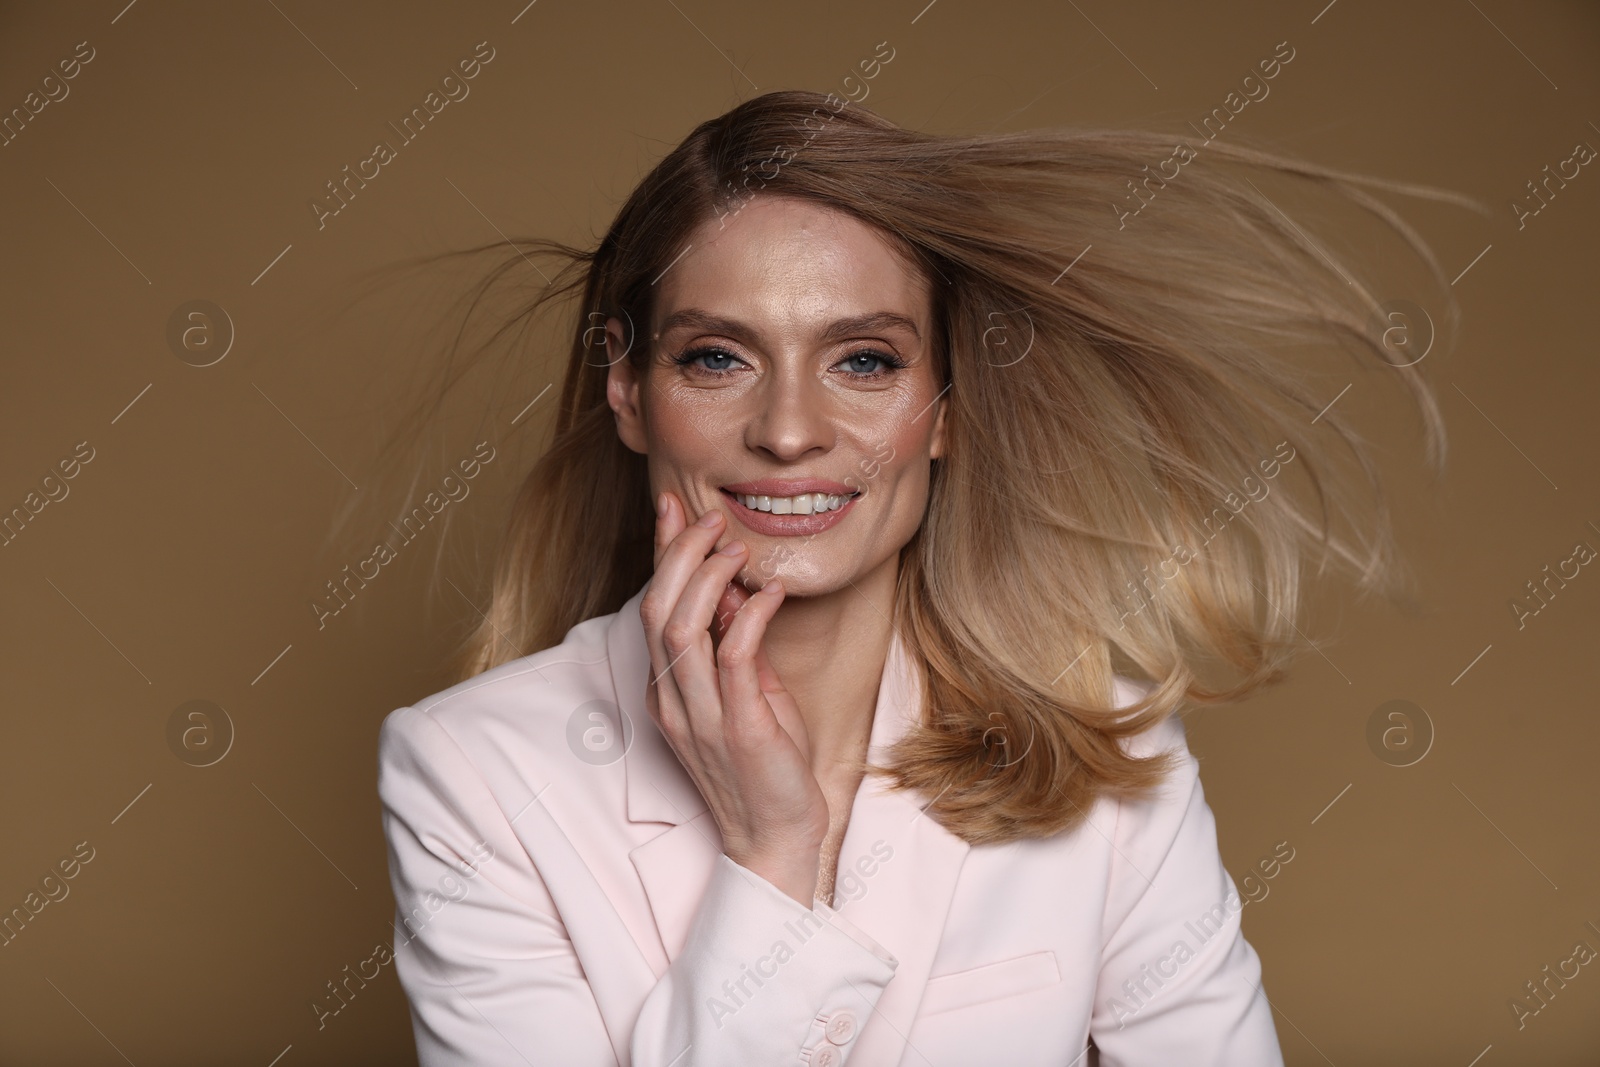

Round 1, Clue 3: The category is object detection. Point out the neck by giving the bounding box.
[757,556,898,783]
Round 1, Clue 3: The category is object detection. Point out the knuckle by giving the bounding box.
[715,637,752,669]
[661,619,697,655]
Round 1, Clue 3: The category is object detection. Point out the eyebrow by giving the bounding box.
[654,308,922,345]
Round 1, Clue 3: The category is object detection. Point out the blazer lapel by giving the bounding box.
[609,580,710,829]
[628,814,725,963]
[825,630,971,1067]
[608,580,723,970]
[609,579,972,1067]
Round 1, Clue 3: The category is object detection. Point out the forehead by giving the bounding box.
[653,194,930,336]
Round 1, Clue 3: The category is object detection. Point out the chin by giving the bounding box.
[735,564,846,601]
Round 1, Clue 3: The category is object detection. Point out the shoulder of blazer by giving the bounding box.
[1101,681,1202,879]
[391,604,625,773]
[1110,675,1191,765]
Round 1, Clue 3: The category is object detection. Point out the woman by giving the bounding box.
[376,89,1469,1065]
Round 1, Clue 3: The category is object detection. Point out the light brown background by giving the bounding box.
[2,1,1597,1064]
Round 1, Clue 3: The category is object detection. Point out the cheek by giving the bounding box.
[876,379,943,454]
[886,464,932,520]
[858,411,936,491]
[855,449,934,530]
[643,392,726,467]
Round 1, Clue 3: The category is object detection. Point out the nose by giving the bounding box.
[744,363,835,462]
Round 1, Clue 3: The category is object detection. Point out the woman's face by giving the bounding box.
[606,193,947,598]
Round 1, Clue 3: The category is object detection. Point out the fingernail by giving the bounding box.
[656,492,668,518]
[696,509,721,528]
[719,539,746,556]
[761,579,781,594]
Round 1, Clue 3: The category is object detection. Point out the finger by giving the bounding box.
[642,641,687,742]
[714,577,789,742]
[709,567,784,696]
[659,539,752,736]
[652,490,687,572]
[715,573,786,694]
[721,578,814,765]
[642,490,721,732]
[645,493,729,647]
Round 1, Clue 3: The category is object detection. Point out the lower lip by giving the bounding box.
[719,488,860,537]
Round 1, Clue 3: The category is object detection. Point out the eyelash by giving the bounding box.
[670,345,909,379]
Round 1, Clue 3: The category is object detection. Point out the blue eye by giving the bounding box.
[672,346,743,372]
[668,346,909,378]
[837,349,907,376]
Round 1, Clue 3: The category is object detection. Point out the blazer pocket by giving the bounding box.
[919,949,1061,1016]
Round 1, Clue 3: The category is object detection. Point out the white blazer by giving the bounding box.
[377,579,1284,1066]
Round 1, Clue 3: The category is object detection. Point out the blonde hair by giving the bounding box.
[364,89,1482,844]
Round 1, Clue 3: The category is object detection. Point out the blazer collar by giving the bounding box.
[607,578,712,826]
[606,578,972,1065]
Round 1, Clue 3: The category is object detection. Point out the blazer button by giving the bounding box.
[813,1047,841,1067]
[824,1011,857,1044]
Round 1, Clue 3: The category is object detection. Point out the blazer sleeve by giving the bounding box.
[1088,716,1285,1067]
[378,704,898,1067]
[378,705,623,1066]
[630,852,898,1066]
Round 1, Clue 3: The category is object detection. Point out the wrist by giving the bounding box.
[727,844,822,907]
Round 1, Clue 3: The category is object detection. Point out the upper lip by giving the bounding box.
[722,479,859,497]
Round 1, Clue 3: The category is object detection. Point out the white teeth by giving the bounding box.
[731,491,852,514]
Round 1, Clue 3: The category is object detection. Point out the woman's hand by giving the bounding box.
[639,490,829,907]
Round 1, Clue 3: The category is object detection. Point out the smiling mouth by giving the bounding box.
[718,487,860,515]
